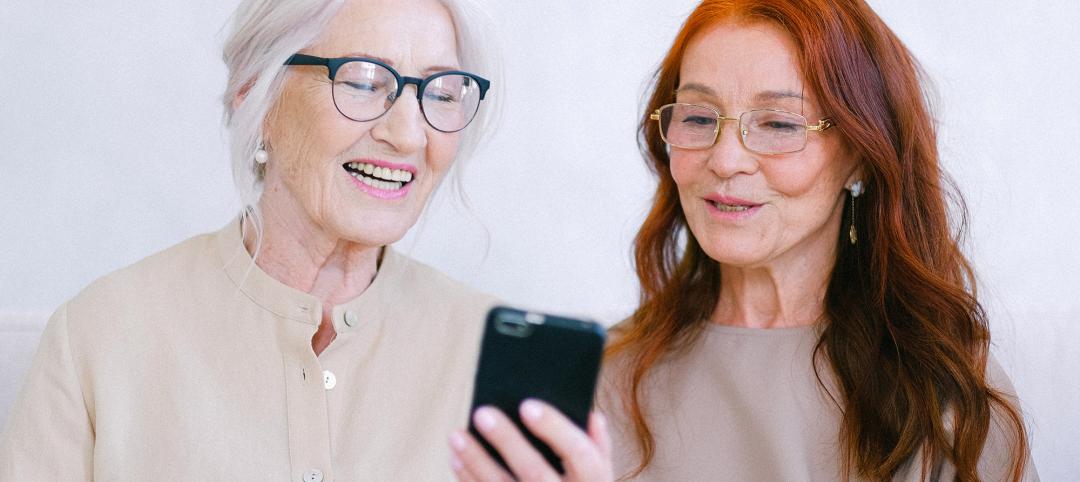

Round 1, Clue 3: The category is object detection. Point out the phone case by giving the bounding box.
[468,306,606,475]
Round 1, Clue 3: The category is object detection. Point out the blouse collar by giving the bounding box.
[213,216,407,327]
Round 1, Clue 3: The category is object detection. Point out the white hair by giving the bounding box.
[221,0,502,242]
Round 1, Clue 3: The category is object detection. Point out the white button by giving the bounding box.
[303,469,324,482]
[323,370,337,390]
[344,310,359,327]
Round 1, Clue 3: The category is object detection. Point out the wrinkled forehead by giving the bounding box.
[678,20,815,112]
[312,0,461,73]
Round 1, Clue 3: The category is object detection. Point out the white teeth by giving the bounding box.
[351,175,405,191]
[714,203,749,212]
[346,162,415,185]
[369,179,403,191]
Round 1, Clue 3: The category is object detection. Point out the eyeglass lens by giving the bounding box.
[658,104,809,154]
[332,60,483,132]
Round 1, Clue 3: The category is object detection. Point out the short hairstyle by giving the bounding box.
[221,0,501,221]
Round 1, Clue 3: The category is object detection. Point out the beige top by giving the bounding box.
[0,219,497,481]
[598,323,1038,481]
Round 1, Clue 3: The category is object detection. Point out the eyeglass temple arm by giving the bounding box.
[284,54,328,67]
[808,118,835,131]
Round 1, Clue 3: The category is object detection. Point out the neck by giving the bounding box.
[711,242,837,330]
[245,197,381,307]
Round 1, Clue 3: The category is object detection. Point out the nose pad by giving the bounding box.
[372,84,427,154]
[706,119,757,177]
[387,83,427,122]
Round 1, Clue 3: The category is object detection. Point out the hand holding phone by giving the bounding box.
[452,399,614,481]
[451,306,611,480]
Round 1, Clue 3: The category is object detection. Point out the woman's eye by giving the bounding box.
[761,120,800,132]
[424,90,458,103]
[681,115,717,126]
[341,81,381,94]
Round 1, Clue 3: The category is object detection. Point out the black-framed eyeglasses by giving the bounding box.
[650,103,835,154]
[284,53,491,133]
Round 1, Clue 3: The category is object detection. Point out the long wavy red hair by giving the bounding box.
[606,0,1029,480]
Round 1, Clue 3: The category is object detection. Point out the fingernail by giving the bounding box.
[521,399,543,421]
[450,454,463,471]
[449,431,466,451]
[475,407,497,431]
[595,411,607,429]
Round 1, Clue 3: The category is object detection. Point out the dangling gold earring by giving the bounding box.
[848,181,864,245]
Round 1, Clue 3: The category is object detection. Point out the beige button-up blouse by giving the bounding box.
[0,220,497,480]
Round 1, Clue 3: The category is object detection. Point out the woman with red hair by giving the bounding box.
[451,1,1036,480]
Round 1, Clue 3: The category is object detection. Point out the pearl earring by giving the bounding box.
[849,180,864,198]
[254,143,269,165]
[848,181,864,245]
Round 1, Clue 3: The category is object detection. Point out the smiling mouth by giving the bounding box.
[707,200,759,212]
[343,162,414,191]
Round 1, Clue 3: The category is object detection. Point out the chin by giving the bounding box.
[332,216,414,248]
[696,237,769,268]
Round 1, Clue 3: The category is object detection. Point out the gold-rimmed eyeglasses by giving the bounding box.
[650,103,835,154]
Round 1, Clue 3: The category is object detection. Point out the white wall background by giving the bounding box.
[1,0,1077,477]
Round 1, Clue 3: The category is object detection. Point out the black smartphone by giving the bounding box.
[468,306,606,475]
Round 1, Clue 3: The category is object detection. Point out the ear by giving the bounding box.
[843,160,865,193]
[232,80,255,112]
[233,79,278,148]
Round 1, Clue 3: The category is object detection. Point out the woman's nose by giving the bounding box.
[705,121,758,178]
[371,86,428,155]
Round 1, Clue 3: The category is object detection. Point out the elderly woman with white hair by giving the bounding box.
[0,0,498,479]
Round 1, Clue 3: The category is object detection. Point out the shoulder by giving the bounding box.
[62,229,223,333]
[70,230,217,303]
[979,353,1039,479]
[984,353,1020,398]
[596,317,638,416]
[935,353,1039,481]
[385,248,498,313]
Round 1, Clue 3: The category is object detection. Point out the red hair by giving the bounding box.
[607,0,1029,480]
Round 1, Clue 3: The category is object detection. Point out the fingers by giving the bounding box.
[588,411,613,462]
[518,399,614,480]
[451,406,561,482]
[449,429,513,482]
[476,406,562,482]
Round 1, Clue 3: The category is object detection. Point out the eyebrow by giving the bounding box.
[676,83,717,96]
[754,90,804,102]
[676,83,804,102]
[341,51,460,75]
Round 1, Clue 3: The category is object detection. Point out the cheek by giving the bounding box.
[668,151,705,189]
[762,151,848,228]
[424,133,462,176]
[761,142,845,199]
[273,82,369,172]
[760,162,820,198]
